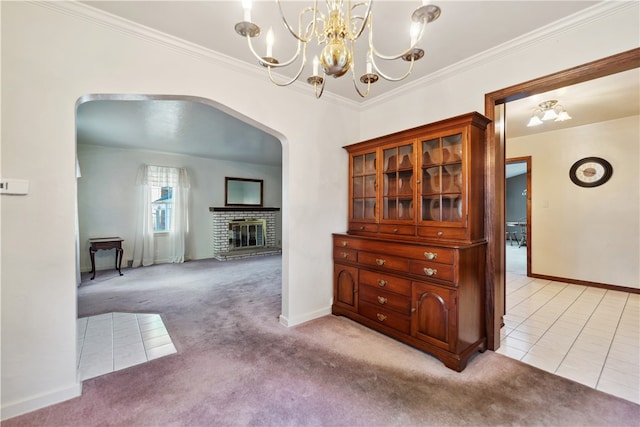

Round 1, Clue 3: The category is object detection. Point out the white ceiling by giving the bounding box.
[75,1,638,167]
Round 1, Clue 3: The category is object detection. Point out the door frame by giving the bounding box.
[483,48,640,351]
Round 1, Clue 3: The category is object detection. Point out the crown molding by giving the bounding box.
[33,1,634,112]
[363,1,638,109]
[35,1,361,111]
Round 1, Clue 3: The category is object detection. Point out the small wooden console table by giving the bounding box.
[89,237,124,280]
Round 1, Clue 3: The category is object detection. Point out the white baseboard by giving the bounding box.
[279,305,332,327]
[1,382,82,421]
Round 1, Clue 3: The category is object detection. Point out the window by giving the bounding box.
[151,186,173,232]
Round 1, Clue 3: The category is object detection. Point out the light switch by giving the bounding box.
[0,179,29,195]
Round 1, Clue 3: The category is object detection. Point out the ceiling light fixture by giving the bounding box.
[526,100,572,127]
[234,0,441,99]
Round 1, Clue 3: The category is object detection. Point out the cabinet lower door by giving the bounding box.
[334,264,358,312]
[411,282,455,350]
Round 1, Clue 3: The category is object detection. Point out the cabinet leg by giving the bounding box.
[116,248,124,276]
[90,248,96,280]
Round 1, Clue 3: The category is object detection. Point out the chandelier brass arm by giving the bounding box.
[234,0,441,99]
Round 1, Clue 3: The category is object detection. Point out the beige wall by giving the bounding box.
[1,0,638,419]
[507,116,640,288]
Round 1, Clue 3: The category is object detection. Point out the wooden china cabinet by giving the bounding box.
[333,112,491,371]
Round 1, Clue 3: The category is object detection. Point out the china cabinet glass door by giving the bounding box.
[352,152,377,220]
[420,132,464,223]
[382,142,414,221]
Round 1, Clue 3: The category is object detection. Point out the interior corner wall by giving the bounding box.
[506,116,639,288]
[76,144,283,272]
[1,1,357,418]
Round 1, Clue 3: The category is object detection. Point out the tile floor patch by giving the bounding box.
[500,244,640,405]
[77,312,177,381]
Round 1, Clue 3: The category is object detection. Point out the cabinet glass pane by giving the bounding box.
[353,199,364,219]
[442,195,462,222]
[398,171,413,196]
[384,174,395,197]
[442,164,462,193]
[384,198,398,220]
[442,133,462,163]
[399,199,413,220]
[398,145,413,170]
[365,153,376,174]
[422,196,440,221]
[353,154,364,175]
[364,175,376,198]
[422,138,440,165]
[353,176,364,198]
[384,148,397,173]
[364,199,376,219]
[422,167,440,194]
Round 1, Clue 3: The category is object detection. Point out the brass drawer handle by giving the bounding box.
[424,251,437,260]
[359,226,365,230]
[378,279,387,287]
[341,241,348,247]
[376,313,387,322]
[377,296,388,305]
[437,231,444,237]
[424,267,437,276]
[376,258,386,266]
[393,228,399,233]
[341,252,349,259]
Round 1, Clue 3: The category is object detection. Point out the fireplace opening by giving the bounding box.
[228,219,266,251]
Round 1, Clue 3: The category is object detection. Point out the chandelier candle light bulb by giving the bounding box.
[266,27,274,57]
[234,0,441,99]
[242,0,251,22]
[313,56,320,77]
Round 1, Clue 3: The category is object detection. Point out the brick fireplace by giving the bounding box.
[210,207,280,260]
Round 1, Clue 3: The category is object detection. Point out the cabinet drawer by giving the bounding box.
[333,247,357,263]
[360,302,410,334]
[358,251,408,273]
[417,227,468,241]
[360,286,411,315]
[409,260,454,283]
[402,245,454,264]
[360,269,411,296]
[378,224,416,237]
[349,222,379,233]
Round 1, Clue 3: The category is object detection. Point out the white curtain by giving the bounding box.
[132,165,190,267]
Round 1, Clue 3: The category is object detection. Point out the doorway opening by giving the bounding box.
[505,157,531,277]
[484,48,640,350]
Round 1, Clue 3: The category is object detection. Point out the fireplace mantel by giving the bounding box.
[209,207,280,212]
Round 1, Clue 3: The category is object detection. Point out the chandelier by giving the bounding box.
[526,100,572,127]
[234,1,441,98]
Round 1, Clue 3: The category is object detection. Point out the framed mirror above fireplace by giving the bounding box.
[225,177,263,207]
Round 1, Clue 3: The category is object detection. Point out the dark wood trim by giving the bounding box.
[210,207,280,212]
[530,273,640,294]
[484,48,640,351]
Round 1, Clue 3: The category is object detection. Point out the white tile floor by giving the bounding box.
[498,244,640,404]
[77,312,177,381]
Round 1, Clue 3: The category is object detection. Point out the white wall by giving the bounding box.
[77,143,283,272]
[507,116,639,288]
[1,2,355,418]
[1,0,638,420]
[359,2,640,139]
